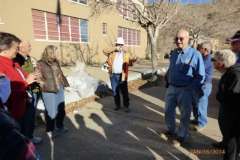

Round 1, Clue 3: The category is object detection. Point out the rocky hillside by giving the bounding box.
[155,0,240,59]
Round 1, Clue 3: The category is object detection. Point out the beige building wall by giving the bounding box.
[0,0,147,64]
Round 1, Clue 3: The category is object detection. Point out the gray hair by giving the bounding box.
[199,41,212,52]
[214,49,237,68]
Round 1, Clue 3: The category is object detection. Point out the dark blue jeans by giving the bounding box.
[110,73,129,108]
[165,85,193,139]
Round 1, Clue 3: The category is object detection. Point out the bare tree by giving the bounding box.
[90,0,179,76]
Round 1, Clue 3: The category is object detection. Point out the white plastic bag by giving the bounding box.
[66,62,99,100]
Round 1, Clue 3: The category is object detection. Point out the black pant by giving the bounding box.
[17,102,36,139]
[224,136,240,160]
[21,92,41,139]
[45,102,66,132]
[219,108,240,160]
[114,81,129,108]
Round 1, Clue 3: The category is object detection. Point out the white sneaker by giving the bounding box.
[31,136,43,144]
[47,131,58,139]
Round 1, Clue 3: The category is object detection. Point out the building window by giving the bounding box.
[118,26,140,46]
[80,19,88,42]
[102,23,107,35]
[60,15,71,41]
[31,9,88,43]
[46,12,59,40]
[70,17,80,41]
[116,0,135,20]
[32,10,47,40]
[71,0,87,4]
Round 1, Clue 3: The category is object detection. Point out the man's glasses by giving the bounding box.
[175,37,184,42]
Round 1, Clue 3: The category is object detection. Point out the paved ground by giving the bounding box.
[36,79,223,160]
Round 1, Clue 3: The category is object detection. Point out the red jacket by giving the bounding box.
[0,56,28,120]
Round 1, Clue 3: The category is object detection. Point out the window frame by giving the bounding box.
[32,9,89,43]
[116,0,136,20]
[70,0,88,5]
[118,26,140,46]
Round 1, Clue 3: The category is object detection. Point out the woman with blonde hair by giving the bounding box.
[37,45,69,138]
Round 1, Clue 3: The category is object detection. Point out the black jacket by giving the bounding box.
[217,64,240,111]
[13,53,26,67]
[0,107,37,160]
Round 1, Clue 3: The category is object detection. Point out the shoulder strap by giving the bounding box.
[188,51,195,65]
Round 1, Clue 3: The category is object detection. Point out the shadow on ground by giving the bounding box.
[36,80,223,160]
[139,76,220,120]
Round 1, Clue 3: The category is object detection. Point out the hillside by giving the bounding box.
[155,0,240,59]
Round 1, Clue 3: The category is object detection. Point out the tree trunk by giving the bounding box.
[150,38,158,74]
[145,35,151,59]
[146,25,160,81]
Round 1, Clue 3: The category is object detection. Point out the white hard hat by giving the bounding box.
[115,37,125,45]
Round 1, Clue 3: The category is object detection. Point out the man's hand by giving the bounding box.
[26,71,41,85]
[198,87,204,97]
[131,56,138,63]
[129,56,138,66]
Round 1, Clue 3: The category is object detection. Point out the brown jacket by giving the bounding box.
[37,60,69,93]
[103,47,135,81]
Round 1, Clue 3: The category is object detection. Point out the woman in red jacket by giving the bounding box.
[0,32,39,135]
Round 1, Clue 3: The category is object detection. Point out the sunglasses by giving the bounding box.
[211,58,216,62]
[175,37,184,42]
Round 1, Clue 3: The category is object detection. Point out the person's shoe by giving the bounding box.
[212,141,224,149]
[190,120,199,125]
[31,136,43,144]
[47,131,58,139]
[56,127,68,135]
[124,107,130,113]
[159,131,176,141]
[171,137,184,147]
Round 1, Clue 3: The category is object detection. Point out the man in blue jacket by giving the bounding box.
[164,29,205,146]
[192,42,213,131]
